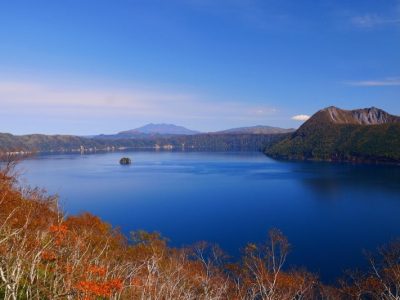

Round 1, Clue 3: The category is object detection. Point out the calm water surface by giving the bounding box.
[19,151,400,282]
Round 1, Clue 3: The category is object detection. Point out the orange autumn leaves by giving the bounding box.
[75,270,123,299]
[49,224,69,246]
[44,223,124,299]
[2,161,400,299]
[0,160,318,299]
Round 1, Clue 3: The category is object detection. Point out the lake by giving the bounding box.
[19,151,400,283]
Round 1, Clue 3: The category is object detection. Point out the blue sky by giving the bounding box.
[0,0,399,134]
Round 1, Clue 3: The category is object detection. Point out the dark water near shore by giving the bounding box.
[19,151,400,282]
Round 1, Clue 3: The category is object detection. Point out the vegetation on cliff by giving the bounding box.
[266,107,400,163]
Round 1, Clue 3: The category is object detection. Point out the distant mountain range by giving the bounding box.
[0,123,291,153]
[214,125,295,135]
[266,106,400,163]
[2,107,400,164]
[95,123,293,139]
[118,123,200,136]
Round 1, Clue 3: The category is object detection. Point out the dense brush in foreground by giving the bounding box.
[1,163,400,299]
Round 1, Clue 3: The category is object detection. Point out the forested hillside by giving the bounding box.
[266,107,400,163]
[0,132,289,153]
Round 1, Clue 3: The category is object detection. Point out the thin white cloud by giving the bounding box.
[291,114,310,121]
[345,77,400,87]
[351,14,400,28]
[0,80,277,123]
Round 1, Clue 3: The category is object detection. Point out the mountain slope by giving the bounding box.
[0,132,289,154]
[118,123,199,135]
[96,124,293,139]
[317,106,400,125]
[266,106,400,163]
[0,133,95,152]
[215,125,294,135]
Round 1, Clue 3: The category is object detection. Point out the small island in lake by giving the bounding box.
[119,157,132,165]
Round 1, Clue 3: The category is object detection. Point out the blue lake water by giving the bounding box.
[19,151,400,282]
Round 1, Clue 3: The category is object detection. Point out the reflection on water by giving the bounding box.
[295,163,400,196]
[19,151,400,283]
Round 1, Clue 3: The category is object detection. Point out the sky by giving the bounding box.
[0,0,399,135]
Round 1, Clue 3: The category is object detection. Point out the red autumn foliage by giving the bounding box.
[87,265,107,277]
[1,160,400,299]
[76,278,123,298]
[41,250,57,262]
